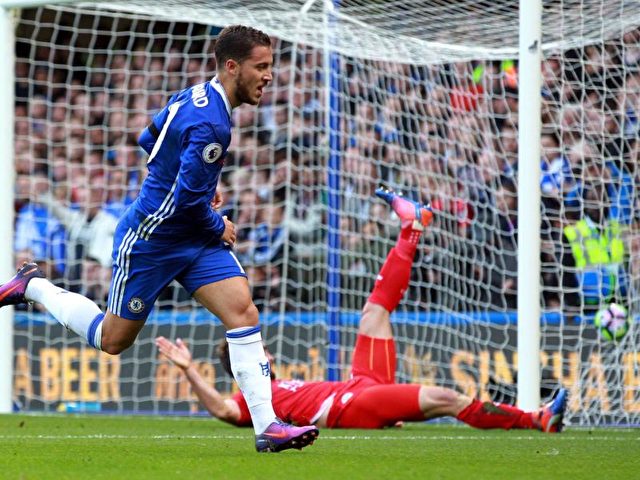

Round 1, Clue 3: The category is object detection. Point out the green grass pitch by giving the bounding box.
[1,414,638,479]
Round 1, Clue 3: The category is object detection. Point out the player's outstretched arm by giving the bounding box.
[155,336,241,424]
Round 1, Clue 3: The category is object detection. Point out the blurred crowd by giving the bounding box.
[12,11,640,316]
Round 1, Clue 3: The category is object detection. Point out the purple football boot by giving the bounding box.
[255,420,319,453]
[0,262,45,307]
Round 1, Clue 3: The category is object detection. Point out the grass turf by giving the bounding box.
[1,414,638,479]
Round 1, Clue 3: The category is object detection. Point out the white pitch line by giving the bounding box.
[0,434,637,441]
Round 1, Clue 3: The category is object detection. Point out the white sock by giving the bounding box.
[26,277,104,350]
[226,326,277,434]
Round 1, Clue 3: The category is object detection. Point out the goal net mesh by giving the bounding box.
[10,0,640,426]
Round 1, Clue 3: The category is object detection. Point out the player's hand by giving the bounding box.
[210,191,224,210]
[155,336,192,370]
[221,215,236,245]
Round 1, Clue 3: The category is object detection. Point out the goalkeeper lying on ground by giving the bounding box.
[156,187,567,432]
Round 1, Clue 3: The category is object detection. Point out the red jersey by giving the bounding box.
[232,335,410,429]
[232,376,377,427]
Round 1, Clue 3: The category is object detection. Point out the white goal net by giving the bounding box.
[9,0,640,426]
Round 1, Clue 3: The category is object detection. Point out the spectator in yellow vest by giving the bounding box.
[560,182,627,309]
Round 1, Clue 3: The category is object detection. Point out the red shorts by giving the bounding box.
[328,334,424,429]
[350,334,396,384]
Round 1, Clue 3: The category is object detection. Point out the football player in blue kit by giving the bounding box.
[0,25,318,452]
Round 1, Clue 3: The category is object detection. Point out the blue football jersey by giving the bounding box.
[133,76,233,240]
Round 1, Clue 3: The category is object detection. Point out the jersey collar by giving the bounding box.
[210,75,233,118]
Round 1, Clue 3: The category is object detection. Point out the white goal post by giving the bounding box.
[0,0,94,415]
[1,0,639,426]
[0,3,16,414]
[517,0,542,412]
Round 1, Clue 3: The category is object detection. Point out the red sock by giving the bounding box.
[456,399,536,430]
[397,222,422,258]
[367,224,422,312]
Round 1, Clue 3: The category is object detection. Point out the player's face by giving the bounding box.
[235,45,273,106]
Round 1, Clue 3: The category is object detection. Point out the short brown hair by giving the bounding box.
[214,25,271,69]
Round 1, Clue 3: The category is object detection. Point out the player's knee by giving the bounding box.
[438,388,461,408]
[240,303,259,327]
[419,386,460,414]
[100,338,134,355]
[217,298,259,329]
[359,302,392,337]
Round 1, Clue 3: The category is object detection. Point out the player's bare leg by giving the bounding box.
[360,185,433,338]
[100,312,146,354]
[358,303,393,339]
[417,386,472,418]
[419,385,568,433]
[194,276,318,451]
[344,187,433,387]
[193,276,259,328]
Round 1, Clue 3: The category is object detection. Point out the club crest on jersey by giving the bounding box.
[202,143,223,164]
[127,297,145,314]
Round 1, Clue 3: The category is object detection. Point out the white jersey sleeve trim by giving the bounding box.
[147,102,181,164]
[210,76,233,118]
